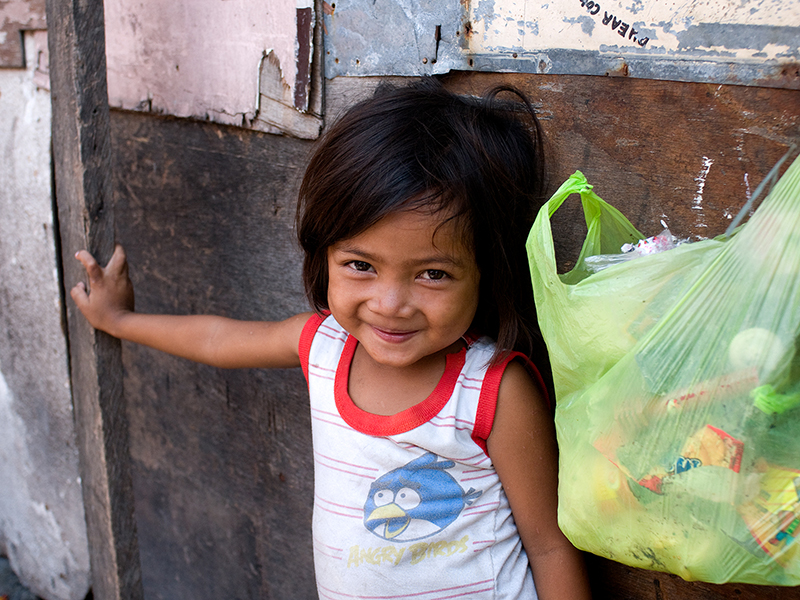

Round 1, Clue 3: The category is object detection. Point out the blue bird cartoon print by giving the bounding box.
[363,453,482,542]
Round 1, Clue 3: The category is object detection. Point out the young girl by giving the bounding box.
[71,79,591,599]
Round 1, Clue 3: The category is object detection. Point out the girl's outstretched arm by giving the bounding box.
[488,361,592,600]
[70,245,308,369]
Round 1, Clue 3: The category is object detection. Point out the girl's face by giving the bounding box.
[327,208,480,370]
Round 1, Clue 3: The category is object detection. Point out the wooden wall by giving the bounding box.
[110,112,317,599]
[445,72,799,264]
[107,73,798,599]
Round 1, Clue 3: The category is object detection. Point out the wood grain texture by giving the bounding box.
[588,555,800,599]
[109,110,317,599]
[46,0,143,598]
[445,72,799,271]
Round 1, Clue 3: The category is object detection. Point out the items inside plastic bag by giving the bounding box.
[584,227,690,274]
[527,149,800,585]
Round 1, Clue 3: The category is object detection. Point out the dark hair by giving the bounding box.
[297,77,547,364]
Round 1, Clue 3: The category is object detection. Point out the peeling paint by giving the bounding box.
[565,15,596,35]
[324,0,800,89]
[676,23,797,56]
[105,0,307,132]
[473,0,499,26]
[627,0,645,15]
[692,156,714,232]
[744,172,752,202]
[252,50,322,139]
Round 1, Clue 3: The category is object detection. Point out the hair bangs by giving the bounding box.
[296,77,548,371]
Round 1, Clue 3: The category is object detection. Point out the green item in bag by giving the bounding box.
[527,154,800,586]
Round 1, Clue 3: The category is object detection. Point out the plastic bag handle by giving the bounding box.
[527,171,643,286]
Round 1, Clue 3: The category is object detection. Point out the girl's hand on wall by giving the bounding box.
[71,244,135,337]
[69,243,306,368]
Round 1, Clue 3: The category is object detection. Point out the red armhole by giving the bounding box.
[471,352,550,456]
[299,313,325,383]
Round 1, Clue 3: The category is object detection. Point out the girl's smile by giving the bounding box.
[371,327,418,343]
[326,208,480,372]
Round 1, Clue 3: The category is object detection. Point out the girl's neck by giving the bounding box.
[347,341,463,416]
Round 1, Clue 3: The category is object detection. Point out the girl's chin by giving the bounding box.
[360,347,421,369]
[358,336,463,371]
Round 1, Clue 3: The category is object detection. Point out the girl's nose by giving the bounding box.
[368,279,413,317]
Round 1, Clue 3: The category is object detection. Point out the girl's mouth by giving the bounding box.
[371,326,418,343]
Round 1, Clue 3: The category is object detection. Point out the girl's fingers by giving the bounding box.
[107,244,128,273]
[75,250,102,280]
[70,281,88,306]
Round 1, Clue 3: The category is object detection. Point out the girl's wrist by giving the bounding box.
[100,308,134,339]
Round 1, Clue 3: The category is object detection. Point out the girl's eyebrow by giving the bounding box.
[332,245,466,268]
[330,245,374,260]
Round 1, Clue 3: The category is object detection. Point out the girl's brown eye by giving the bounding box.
[424,270,446,280]
[351,261,372,271]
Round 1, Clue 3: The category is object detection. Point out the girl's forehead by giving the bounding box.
[354,208,465,242]
[332,208,475,264]
[378,207,454,231]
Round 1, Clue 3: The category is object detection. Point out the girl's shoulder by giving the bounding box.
[464,335,549,406]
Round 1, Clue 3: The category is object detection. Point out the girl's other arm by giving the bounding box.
[70,245,308,369]
[488,361,592,600]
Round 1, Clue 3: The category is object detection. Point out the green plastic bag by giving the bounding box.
[527,155,800,585]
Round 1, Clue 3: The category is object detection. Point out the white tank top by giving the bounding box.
[299,314,541,600]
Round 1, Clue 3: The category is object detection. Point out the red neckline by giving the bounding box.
[334,335,467,436]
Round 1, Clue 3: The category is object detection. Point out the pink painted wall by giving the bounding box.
[104,0,307,127]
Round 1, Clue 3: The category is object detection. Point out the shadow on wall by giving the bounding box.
[0,558,39,600]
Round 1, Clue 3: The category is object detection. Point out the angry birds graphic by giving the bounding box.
[363,453,482,542]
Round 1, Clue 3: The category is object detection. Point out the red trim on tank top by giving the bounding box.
[299,313,326,382]
[472,352,549,455]
[334,336,467,436]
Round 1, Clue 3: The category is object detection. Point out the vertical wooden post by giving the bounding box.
[45,0,144,598]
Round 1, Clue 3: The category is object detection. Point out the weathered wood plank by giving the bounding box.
[109,110,317,599]
[45,0,143,598]
[445,73,799,269]
[587,554,800,599]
